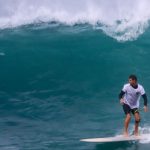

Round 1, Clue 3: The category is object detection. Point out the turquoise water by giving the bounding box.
[0,23,150,150]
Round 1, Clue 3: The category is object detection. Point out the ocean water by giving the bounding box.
[0,1,150,150]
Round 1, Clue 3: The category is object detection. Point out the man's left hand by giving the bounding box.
[144,106,148,112]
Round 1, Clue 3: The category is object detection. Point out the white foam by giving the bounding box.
[0,52,5,56]
[1,0,150,41]
[138,126,150,143]
[116,126,150,143]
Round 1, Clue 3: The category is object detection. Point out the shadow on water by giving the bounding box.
[95,141,139,150]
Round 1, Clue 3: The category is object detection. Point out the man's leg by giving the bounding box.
[123,104,131,136]
[134,112,140,136]
[124,113,131,136]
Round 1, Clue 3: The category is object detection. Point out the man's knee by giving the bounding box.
[125,114,131,123]
[135,118,140,123]
[126,113,131,119]
[134,112,140,123]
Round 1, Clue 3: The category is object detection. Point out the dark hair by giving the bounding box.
[129,74,137,81]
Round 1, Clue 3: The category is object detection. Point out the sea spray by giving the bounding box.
[1,0,150,41]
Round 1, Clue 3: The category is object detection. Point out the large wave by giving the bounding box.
[0,0,150,41]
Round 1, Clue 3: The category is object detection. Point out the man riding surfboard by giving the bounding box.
[119,75,148,136]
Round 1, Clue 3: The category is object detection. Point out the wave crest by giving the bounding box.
[0,0,150,41]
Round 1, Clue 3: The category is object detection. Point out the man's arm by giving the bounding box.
[119,90,125,105]
[142,93,148,112]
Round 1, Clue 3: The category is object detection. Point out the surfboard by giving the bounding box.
[80,135,142,143]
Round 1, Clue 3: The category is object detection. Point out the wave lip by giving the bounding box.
[97,20,149,41]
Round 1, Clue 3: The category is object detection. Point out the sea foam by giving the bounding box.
[0,0,150,41]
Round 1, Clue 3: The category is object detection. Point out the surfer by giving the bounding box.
[119,74,148,136]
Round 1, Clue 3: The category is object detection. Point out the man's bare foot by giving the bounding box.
[123,132,129,137]
[134,132,139,136]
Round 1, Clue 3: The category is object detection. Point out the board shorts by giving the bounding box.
[123,103,139,115]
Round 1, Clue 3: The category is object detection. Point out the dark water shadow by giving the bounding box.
[95,141,139,150]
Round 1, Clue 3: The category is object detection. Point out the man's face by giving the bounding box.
[129,78,137,86]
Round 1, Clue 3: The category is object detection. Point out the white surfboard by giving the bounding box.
[80,135,143,143]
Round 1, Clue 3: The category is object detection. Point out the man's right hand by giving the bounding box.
[120,98,124,105]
